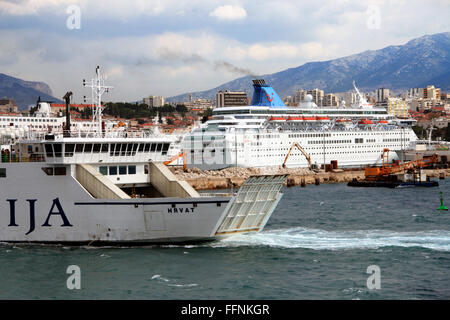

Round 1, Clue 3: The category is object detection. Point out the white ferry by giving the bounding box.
[182,80,418,170]
[0,99,123,144]
[0,68,286,244]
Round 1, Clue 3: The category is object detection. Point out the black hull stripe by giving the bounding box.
[0,239,216,247]
[74,200,230,206]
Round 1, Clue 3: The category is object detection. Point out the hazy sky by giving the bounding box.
[0,0,449,103]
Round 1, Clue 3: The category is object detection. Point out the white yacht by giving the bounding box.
[0,68,286,244]
[182,80,418,170]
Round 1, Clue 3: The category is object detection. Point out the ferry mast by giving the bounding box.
[83,66,113,136]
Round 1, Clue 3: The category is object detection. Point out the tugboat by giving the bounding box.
[348,148,439,188]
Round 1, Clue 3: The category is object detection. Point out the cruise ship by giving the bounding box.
[182,80,418,170]
[0,68,286,244]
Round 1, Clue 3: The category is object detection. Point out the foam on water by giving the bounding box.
[210,227,450,251]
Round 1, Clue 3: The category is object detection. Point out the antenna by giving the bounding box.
[353,81,369,108]
[82,66,113,136]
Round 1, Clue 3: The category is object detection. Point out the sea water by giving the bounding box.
[1,180,449,299]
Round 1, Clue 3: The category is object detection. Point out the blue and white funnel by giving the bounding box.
[251,79,286,108]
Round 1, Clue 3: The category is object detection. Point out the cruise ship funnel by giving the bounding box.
[251,79,286,108]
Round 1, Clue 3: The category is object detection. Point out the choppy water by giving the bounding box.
[1,180,450,299]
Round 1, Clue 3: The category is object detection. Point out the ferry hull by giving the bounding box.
[0,163,285,244]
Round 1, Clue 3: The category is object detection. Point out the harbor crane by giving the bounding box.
[364,148,438,181]
[282,142,312,169]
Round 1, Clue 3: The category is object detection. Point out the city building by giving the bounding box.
[323,93,339,107]
[376,88,390,103]
[408,88,424,98]
[50,103,96,115]
[387,98,409,117]
[306,88,324,107]
[293,89,307,104]
[340,91,357,106]
[424,85,441,100]
[0,98,18,113]
[216,90,248,107]
[143,96,165,108]
[185,98,213,110]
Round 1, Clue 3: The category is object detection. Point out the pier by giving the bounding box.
[171,166,450,190]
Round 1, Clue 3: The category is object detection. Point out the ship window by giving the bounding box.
[65,144,75,157]
[115,144,121,156]
[42,167,53,175]
[138,144,144,152]
[162,143,170,154]
[75,144,84,153]
[125,144,132,156]
[54,167,66,176]
[150,143,157,152]
[109,166,117,175]
[93,144,101,152]
[101,144,109,153]
[44,144,54,158]
[144,164,149,174]
[144,144,151,152]
[132,144,138,155]
[116,144,122,156]
[110,143,116,156]
[128,165,136,175]
[119,166,127,175]
[156,143,162,152]
[120,143,127,156]
[0,168,5,178]
[84,144,93,153]
[99,166,107,175]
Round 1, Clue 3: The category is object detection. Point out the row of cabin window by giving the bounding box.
[44,142,170,158]
[0,118,58,122]
[99,165,136,176]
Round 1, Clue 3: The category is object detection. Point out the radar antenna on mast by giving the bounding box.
[82,66,113,136]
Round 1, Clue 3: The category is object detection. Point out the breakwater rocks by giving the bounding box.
[169,166,364,190]
[169,166,450,190]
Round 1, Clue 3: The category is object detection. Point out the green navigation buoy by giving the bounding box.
[437,192,448,211]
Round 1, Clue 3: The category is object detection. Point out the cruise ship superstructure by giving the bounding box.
[182,80,418,170]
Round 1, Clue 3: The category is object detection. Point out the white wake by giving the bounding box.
[211,227,450,251]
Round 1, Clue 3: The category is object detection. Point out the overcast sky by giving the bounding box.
[0,0,449,102]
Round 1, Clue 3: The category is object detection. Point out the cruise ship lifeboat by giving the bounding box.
[358,119,374,125]
[378,120,389,124]
[269,116,286,122]
[335,118,351,123]
[302,116,316,122]
[315,116,330,122]
[287,116,304,122]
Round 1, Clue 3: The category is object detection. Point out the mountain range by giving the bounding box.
[167,32,450,102]
[0,73,62,110]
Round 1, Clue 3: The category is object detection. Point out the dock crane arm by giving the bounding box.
[282,142,312,169]
[365,148,439,180]
[164,151,187,171]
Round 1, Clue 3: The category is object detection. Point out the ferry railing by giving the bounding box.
[200,192,234,197]
[14,129,181,142]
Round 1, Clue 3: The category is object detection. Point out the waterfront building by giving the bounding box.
[0,98,18,113]
[323,93,339,107]
[424,85,441,100]
[306,88,324,107]
[216,90,248,108]
[294,89,308,104]
[143,96,165,108]
[376,88,390,103]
